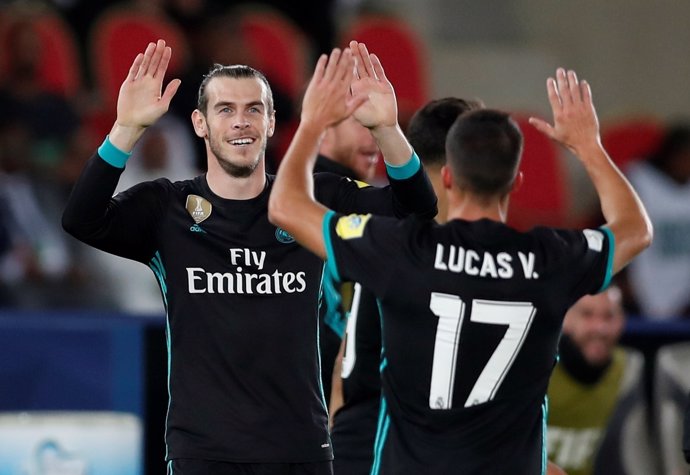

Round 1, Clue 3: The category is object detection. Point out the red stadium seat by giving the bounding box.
[238,9,310,103]
[507,114,569,231]
[89,7,190,107]
[602,117,664,171]
[0,5,82,98]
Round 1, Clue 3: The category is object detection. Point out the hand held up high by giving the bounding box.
[349,40,398,130]
[300,48,366,132]
[110,39,182,152]
[528,68,601,158]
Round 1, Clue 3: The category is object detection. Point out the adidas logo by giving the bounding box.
[190,224,207,234]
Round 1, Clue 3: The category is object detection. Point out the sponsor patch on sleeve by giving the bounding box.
[583,229,604,252]
[335,214,372,240]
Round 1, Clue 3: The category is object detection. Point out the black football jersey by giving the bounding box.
[62,153,436,463]
[331,283,382,474]
[323,213,613,474]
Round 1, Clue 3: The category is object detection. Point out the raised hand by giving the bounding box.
[301,48,366,130]
[529,68,601,156]
[116,39,181,130]
[349,40,398,130]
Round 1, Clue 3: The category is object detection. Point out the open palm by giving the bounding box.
[116,39,181,129]
[350,41,398,129]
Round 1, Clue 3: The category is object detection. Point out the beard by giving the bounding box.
[208,129,263,178]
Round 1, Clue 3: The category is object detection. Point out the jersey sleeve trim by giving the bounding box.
[98,135,132,169]
[598,226,615,292]
[385,151,420,180]
[323,210,341,283]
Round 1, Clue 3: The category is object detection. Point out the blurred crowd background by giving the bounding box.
[1,0,690,473]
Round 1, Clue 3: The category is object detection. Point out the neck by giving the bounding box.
[445,189,507,223]
[205,155,266,200]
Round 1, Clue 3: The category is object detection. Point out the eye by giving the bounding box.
[220,106,231,114]
[248,106,261,113]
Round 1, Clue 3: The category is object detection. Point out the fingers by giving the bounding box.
[568,70,582,104]
[580,80,593,106]
[370,54,388,83]
[136,40,167,80]
[528,117,555,140]
[161,78,182,107]
[323,48,342,81]
[545,77,562,112]
[128,53,144,81]
[350,40,376,79]
[312,53,328,83]
[135,42,157,80]
[555,68,572,107]
[153,45,173,79]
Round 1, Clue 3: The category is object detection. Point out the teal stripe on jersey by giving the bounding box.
[379,357,388,373]
[322,210,341,283]
[149,252,168,308]
[149,251,172,460]
[598,227,615,292]
[315,263,331,412]
[322,274,346,338]
[385,151,420,180]
[371,397,391,475]
[168,461,173,474]
[541,396,548,475]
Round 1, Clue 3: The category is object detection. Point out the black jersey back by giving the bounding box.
[331,283,381,473]
[323,214,613,475]
[62,154,436,464]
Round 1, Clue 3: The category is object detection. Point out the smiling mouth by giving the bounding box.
[229,138,256,146]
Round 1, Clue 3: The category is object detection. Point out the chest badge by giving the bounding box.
[275,227,295,244]
[186,194,212,223]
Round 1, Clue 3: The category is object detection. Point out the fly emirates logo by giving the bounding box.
[186,248,307,294]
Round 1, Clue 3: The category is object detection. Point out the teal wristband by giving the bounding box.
[98,135,132,169]
[385,151,421,180]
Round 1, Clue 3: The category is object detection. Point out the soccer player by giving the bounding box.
[269,40,652,474]
[62,40,437,474]
[329,97,483,475]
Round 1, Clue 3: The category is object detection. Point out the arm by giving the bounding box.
[529,68,652,274]
[62,40,181,258]
[269,48,365,259]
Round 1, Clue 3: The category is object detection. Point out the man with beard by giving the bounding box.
[62,41,437,474]
[547,286,647,475]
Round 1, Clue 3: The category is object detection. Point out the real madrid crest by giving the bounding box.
[186,194,212,223]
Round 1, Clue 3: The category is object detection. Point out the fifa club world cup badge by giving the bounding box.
[186,195,212,223]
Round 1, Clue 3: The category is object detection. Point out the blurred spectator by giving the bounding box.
[625,123,690,319]
[547,286,655,475]
[0,12,83,307]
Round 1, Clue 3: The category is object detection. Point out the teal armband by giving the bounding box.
[98,135,132,169]
[385,151,421,180]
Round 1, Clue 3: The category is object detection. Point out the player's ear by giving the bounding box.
[510,171,524,193]
[441,165,453,190]
[192,109,208,138]
[267,110,276,138]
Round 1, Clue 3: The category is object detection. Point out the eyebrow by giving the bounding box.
[213,101,265,110]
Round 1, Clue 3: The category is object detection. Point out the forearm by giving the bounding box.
[62,151,124,242]
[371,124,414,166]
[577,142,652,272]
[108,122,147,153]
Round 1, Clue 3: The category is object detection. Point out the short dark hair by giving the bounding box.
[446,109,523,197]
[197,64,274,115]
[407,97,484,167]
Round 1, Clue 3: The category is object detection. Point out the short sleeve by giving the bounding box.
[322,211,406,297]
